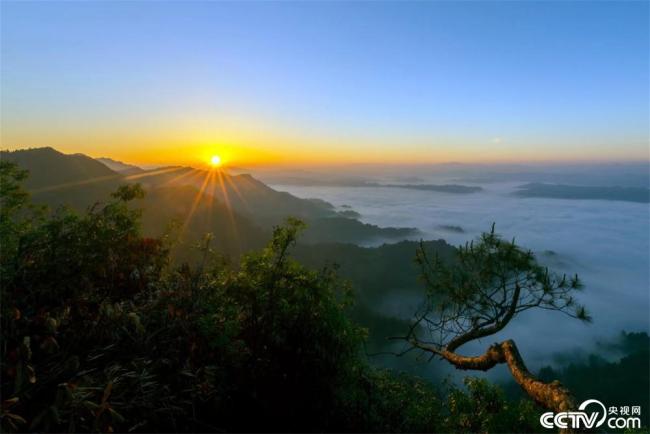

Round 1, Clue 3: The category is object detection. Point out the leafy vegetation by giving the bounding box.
[4,159,645,433]
[1,160,544,432]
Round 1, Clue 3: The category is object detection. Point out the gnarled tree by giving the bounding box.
[399,225,591,415]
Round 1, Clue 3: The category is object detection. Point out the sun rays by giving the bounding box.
[29,152,250,252]
[176,165,250,248]
[30,166,186,194]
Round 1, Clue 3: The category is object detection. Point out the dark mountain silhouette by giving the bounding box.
[3,147,419,248]
[1,147,118,191]
[299,218,418,244]
[293,239,454,300]
[96,157,145,175]
[292,239,455,352]
[514,182,650,203]
[119,164,416,242]
[139,185,266,259]
[131,166,339,224]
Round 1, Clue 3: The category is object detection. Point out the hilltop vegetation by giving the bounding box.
[1,160,543,433]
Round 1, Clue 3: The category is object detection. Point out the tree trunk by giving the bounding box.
[414,338,576,413]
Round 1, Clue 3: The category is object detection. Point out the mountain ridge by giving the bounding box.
[96,157,145,175]
[3,147,421,249]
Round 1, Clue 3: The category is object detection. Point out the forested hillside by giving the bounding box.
[1,160,543,433]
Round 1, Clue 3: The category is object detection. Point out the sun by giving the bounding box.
[210,155,222,167]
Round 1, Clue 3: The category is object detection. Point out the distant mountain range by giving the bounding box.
[454,164,650,188]
[259,174,483,194]
[96,157,145,175]
[1,147,420,256]
[514,183,650,203]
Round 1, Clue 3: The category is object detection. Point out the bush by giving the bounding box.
[0,162,367,432]
[442,377,540,433]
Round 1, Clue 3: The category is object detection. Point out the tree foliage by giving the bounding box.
[400,225,590,414]
[412,225,589,352]
[0,161,576,433]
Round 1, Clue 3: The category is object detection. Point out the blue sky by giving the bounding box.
[1,1,648,165]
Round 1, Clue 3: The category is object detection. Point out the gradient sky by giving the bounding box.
[1,1,648,167]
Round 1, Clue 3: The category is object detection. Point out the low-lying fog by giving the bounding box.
[259,163,649,381]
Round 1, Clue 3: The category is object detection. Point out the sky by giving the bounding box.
[1,1,649,167]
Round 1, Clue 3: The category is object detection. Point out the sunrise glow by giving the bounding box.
[1,2,647,167]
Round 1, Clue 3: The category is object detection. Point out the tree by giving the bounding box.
[0,160,42,283]
[0,165,370,432]
[1,163,168,433]
[397,225,590,414]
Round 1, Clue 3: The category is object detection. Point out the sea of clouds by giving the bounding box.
[266,164,649,380]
